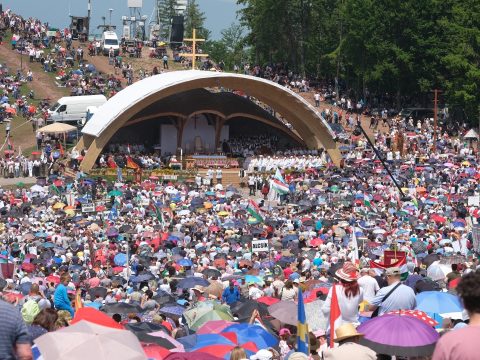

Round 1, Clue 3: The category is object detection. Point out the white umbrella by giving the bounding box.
[164,186,177,194]
[34,320,147,360]
[178,209,190,216]
[373,228,386,235]
[30,184,45,193]
[427,261,451,281]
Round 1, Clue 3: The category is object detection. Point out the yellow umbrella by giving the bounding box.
[65,209,75,216]
[462,161,471,166]
[53,202,66,209]
[217,211,229,216]
[64,206,75,210]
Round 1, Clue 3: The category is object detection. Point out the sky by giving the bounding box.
[0,0,240,39]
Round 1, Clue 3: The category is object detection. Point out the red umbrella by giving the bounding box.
[21,262,35,273]
[149,176,159,181]
[46,275,60,285]
[386,310,438,327]
[3,292,24,302]
[71,307,125,329]
[257,296,280,306]
[196,320,236,335]
[95,205,106,212]
[431,214,446,224]
[53,179,64,187]
[112,266,124,274]
[310,238,323,247]
[195,341,257,358]
[209,225,220,232]
[142,343,170,360]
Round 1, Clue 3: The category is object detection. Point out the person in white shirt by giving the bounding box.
[357,268,379,303]
[248,283,264,300]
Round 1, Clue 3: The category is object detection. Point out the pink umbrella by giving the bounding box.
[196,320,236,335]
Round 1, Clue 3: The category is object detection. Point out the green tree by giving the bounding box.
[157,0,178,40]
[184,0,211,40]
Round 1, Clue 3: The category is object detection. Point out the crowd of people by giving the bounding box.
[0,7,479,360]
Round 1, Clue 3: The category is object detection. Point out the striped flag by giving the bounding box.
[274,167,286,184]
[297,288,309,355]
[150,202,165,227]
[247,199,263,222]
[364,193,377,212]
[271,179,289,195]
[329,284,342,347]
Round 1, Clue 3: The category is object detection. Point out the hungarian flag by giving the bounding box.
[150,202,165,226]
[274,167,286,184]
[350,227,359,265]
[126,156,139,169]
[364,193,377,212]
[329,284,342,347]
[7,137,13,150]
[49,184,61,196]
[369,256,407,270]
[271,179,289,195]
[247,199,263,222]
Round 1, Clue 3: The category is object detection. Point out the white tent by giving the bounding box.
[464,129,479,140]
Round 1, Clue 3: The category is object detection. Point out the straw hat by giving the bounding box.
[335,261,359,282]
[192,285,204,293]
[334,323,364,342]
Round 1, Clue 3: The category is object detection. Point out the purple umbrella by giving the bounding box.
[357,314,439,357]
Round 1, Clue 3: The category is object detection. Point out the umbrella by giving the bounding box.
[386,310,438,327]
[134,333,177,349]
[130,273,155,283]
[357,314,439,357]
[152,291,175,305]
[415,291,463,314]
[148,331,185,352]
[183,302,234,331]
[141,343,171,360]
[178,334,236,351]
[21,262,35,273]
[202,268,222,278]
[108,189,123,197]
[101,302,143,314]
[422,253,440,267]
[71,307,125,329]
[177,277,210,289]
[221,323,278,348]
[126,323,168,335]
[176,258,193,267]
[164,353,223,360]
[196,320,237,335]
[230,299,269,319]
[268,301,297,325]
[34,320,147,360]
[88,287,108,299]
[159,305,185,317]
[114,253,127,266]
[426,261,451,281]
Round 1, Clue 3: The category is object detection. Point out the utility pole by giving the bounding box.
[87,0,92,36]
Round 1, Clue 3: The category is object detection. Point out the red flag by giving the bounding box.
[58,142,64,157]
[126,156,139,169]
[329,284,342,347]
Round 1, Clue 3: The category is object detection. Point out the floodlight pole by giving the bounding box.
[355,121,407,199]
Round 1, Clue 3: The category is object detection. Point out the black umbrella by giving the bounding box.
[153,291,175,305]
[202,268,222,278]
[415,278,441,293]
[119,225,132,233]
[101,302,143,314]
[134,332,176,348]
[177,277,209,288]
[411,241,427,254]
[230,299,269,319]
[239,235,253,243]
[422,253,440,267]
[89,287,108,299]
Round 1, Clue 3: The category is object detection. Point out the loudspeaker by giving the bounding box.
[170,16,184,43]
[0,4,3,13]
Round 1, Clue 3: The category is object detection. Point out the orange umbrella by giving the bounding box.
[5,108,16,115]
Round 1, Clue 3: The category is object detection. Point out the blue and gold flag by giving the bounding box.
[297,288,309,355]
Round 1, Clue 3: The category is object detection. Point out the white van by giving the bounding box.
[101,31,120,56]
[47,95,107,125]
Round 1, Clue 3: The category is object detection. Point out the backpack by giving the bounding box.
[21,298,40,324]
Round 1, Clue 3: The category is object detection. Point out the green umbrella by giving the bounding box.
[329,185,340,192]
[16,182,25,188]
[183,301,234,331]
[107,189,123,197]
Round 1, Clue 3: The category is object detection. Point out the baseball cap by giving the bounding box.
[385,267,401,276]
[250,349,273,360]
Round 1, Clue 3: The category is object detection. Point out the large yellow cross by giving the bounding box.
[180,28,209,70]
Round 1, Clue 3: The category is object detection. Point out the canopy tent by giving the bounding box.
[38,123,77,134]
[463,129,479,140]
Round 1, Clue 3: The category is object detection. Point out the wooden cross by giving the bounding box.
[180,28,208,70]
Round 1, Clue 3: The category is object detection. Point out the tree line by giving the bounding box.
[199,0,480,124]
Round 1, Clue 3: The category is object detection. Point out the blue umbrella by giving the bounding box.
[130,272,155,283]
[178,334,234,351]
[177,276,210,288]
[283,234,298,242]
[222,323,278,348]
[415,291,463,314]
[114,253,127,266]
[177,258,193,267]
[41,242,55,248]
[245,275,263,284]
[159,305,185,317]
[72,69,83,75]
[76,197,88,204]
[35,232,48,238]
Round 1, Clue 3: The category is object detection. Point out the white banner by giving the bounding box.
[251,239,269,253]
[468,196,479,207]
